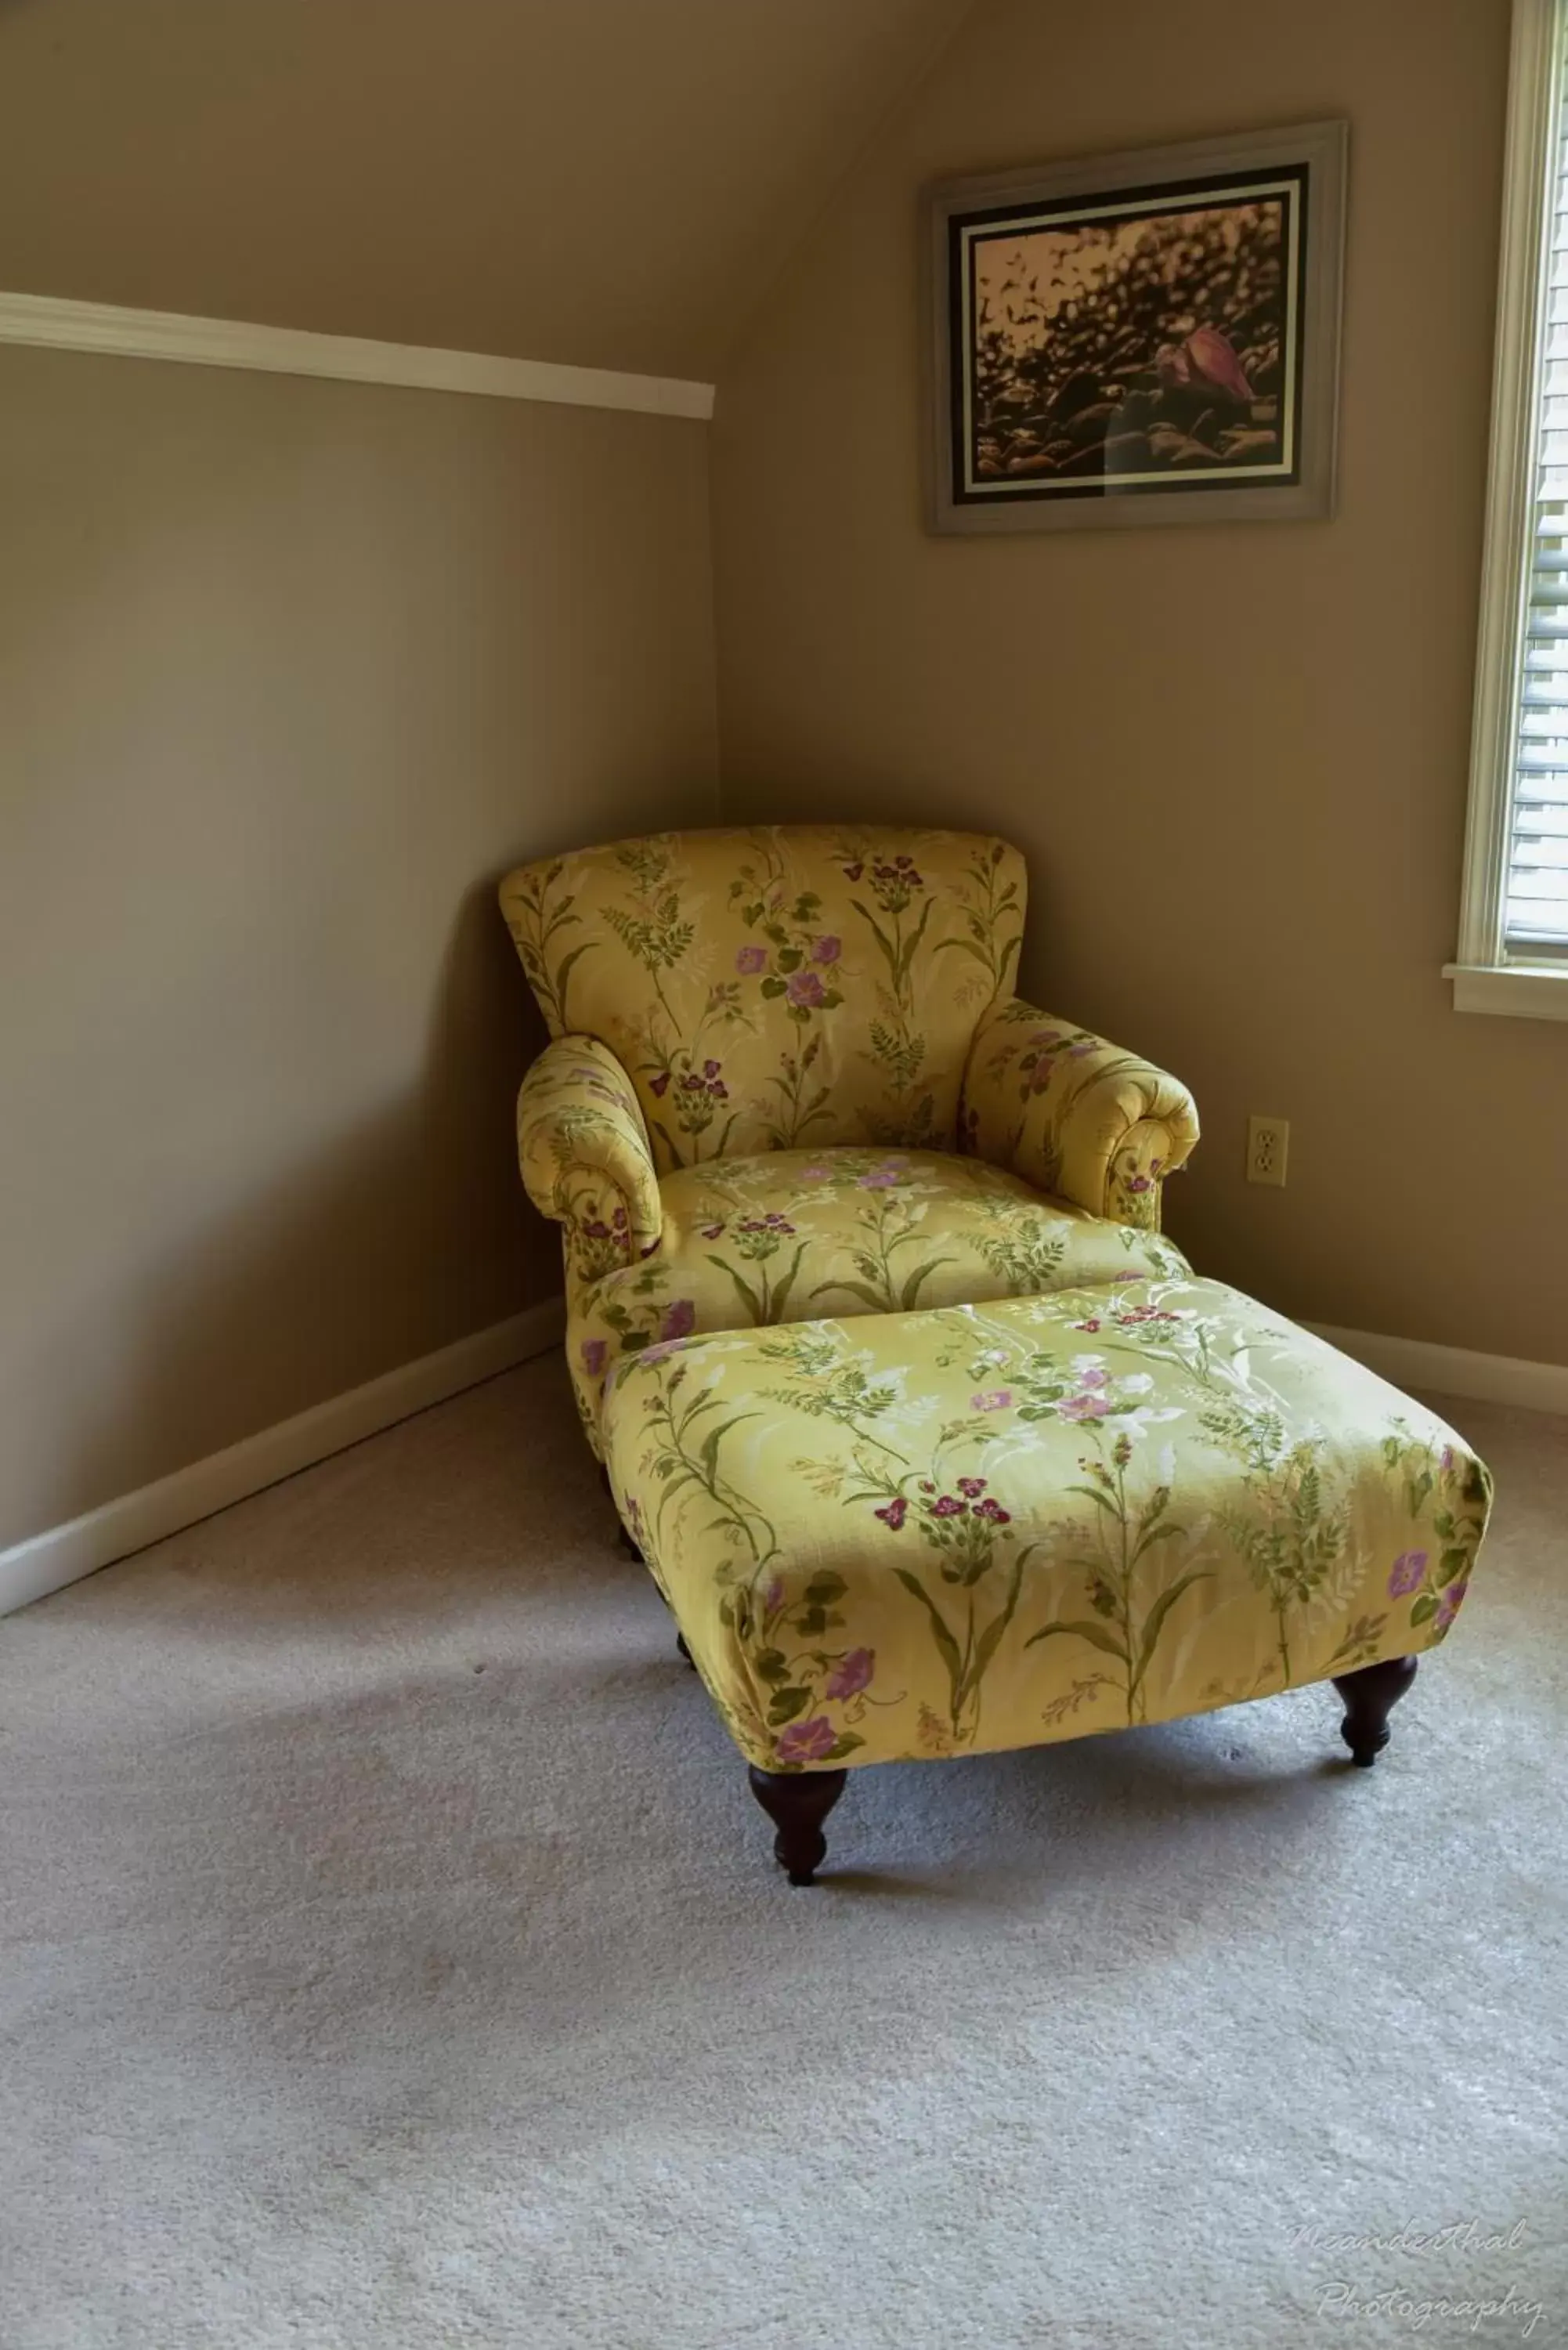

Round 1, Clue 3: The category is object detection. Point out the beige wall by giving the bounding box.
[711,0,1568,1365]
[0,0,974,379]
[0,345,717,1550]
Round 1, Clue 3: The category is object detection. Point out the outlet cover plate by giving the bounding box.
[1247,1115,1289,1187]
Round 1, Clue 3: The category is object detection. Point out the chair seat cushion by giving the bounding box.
[568,1146,1185,1434]
[602,1275,1491,1773]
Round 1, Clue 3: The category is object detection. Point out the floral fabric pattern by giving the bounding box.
[502,827,1205,1454]
[960,997,1200,1225]
[500,826,1028,1167]
[602,1277,1492,1773]
[566,1145,1186,1436]
[516,1038,663,1285]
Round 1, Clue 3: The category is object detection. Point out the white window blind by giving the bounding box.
[1509,48,1568,953]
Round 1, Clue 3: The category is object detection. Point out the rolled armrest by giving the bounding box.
[517,1036,663,1274]
[960,996,1199,1228]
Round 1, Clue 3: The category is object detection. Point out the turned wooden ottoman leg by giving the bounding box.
[1331,1655,1418,1767]
[747,1766,848,1886]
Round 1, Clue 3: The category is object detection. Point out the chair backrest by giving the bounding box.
[500,824,1025,1168]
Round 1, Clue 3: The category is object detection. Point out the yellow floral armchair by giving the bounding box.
[499,826,1201,1451]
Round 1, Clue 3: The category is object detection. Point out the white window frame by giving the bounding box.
[1449,0,1568,1018]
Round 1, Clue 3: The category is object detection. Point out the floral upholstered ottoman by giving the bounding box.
[602,1273,1493,1883]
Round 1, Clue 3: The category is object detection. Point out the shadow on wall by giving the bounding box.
[13,873,555,1556]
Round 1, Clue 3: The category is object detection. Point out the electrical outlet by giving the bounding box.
[1247,1115,1289,1188]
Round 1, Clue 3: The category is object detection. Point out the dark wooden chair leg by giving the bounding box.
[1331,1655,1418,1767]
[746,1765,848,1885]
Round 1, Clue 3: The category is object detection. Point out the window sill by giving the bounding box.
[1443,961,1568,1019]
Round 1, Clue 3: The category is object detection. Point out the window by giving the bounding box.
[1451,0,1568,1016]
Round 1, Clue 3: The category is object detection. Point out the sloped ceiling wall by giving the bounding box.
[0,0,976,377]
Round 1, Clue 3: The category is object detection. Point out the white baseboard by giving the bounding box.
[1306,1321,1568,1417]
[5,1301,1556,1621]
[0,1299,565,1618]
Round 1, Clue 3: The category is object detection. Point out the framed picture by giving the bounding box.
[925,120,1346,533]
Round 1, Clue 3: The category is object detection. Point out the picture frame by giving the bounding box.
[925,119,1347,533]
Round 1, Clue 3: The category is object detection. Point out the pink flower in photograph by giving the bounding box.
[735,944,768,974]
[970,1389,1013,1413]
[659,1298,696,1341]
[824,1647,874,1700]
[775,1716,837,1765]
[1387,1550,1428,1599]
[786,969,826,1008]
[874,1495,908,1531]
[811,935,842,965]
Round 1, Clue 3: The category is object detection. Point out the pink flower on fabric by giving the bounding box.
[1072,1319,1103,1334]
[874,1496,908,1530]
[1059,1393,1111,1422]
[659,1298,696,1341]
[859,1165,903,1190]
[649,1070,671,1097]
[580,1338,609,1377]
[1436,1579,1469,1630]
[931,1495,966,1518]
[786,969,826,1008]
[811,935,842,965]
[801,1164,833,1181]
[776,1716,837,1764]
[957,1477,987,1498]
[764,1576,786,1615]
[824,1647,874,1700]
[735,944,768,974]
[700,1221,726,1240]
[971,1390,1013,1412]
[843,861,865,882]
[974,1498,1012,1524]
[1388,1551,1428,1598]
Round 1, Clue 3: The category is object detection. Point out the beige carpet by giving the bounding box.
[2,1355,1565,2350]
